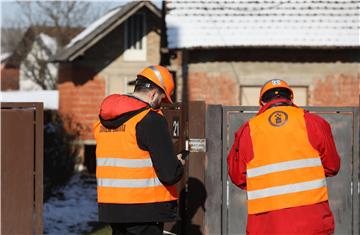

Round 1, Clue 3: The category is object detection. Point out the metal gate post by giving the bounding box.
[186,101,207,234]
[353,107,359,235]
[205,105,223,235]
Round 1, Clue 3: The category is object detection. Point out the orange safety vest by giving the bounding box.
[93,108,178,204]
[247,106,328,214]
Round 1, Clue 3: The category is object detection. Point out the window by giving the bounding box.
[123,13,146,61]
[240,86,308,106]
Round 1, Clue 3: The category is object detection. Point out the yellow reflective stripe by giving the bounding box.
[247,178,327,200]
[97,157,152,168]
[97,178,162,188]
[247,158,322,178]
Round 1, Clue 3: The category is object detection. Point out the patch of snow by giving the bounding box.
[0,90,59,109]
[19,33,59,90]
[66,7,121,49]
[44,173,98,235]
[1,52,11,62]
[166,1,360,48]
[39,33,58,53]
[19,79,43,91]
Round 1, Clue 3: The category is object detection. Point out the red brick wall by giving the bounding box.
[311,73,360,106]
[58,66,105,141]
[188,71,239,105]
[1,67,19,90]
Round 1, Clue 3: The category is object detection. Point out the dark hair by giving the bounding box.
[134,76,160,93]
[261,87,292,103]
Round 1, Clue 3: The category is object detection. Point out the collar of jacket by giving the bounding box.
[257,98,296,116]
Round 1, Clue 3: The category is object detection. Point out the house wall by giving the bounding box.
[1,67,19,91]
[57,8,161,143]
[58,65,105,141]
[171,50,360,106]
[99,11,161,96]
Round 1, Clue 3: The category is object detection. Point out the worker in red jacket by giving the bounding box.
[227,79,340,235]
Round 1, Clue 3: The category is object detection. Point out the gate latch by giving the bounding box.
[185,139,207,153]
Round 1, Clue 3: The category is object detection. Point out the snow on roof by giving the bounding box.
[1,52,11,63]
[66,7,122,49]
[38,33,57,53]
[0,90,59,110]
[166,0,360,49]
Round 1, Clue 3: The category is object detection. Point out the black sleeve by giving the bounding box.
[136,111,184,185]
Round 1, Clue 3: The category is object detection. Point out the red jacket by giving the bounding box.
[227,99,340,235]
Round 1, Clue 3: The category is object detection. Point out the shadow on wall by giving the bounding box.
[171,177,207,235]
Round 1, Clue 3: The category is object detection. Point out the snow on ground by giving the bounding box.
[1,52,11,62]
[44,173,99,235]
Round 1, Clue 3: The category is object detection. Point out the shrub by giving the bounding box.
[43,110,80,201]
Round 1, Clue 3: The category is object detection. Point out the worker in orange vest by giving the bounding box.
[94,65,185,235]
[227,79,340,234]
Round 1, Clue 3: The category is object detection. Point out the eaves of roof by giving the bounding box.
[53,1,160,62]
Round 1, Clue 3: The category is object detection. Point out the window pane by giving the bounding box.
[135,15,140,49]
[139,14,143,50]
[131,16,135,49]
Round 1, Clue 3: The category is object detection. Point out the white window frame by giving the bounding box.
[123,13,147,61]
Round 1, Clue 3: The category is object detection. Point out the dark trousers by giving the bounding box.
[110,222,164,235]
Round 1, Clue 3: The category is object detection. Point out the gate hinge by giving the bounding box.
[185,138,207,153]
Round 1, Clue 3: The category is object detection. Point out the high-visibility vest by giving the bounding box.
[247,106,328,214]
[94,108,178,204]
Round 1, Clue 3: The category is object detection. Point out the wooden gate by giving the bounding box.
[211,106,359,235]
[1,102,43,235]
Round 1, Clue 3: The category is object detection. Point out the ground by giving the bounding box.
[43,173,103,235]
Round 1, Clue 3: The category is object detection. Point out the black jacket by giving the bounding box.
[97,95,184,223]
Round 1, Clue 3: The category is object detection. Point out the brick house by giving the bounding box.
[164,0,360,107]
[53,1,162,161]
[1,26,81,91]
[1,52,18,90]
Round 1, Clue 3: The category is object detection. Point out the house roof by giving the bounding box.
[5,26,82,68]
[166,0,360,49]
[54,1,161,62]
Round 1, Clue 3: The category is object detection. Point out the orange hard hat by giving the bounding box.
[137,65,175,103]
[259,79,293,106]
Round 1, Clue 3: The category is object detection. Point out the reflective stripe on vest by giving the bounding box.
[98,178,163,188]
[97,157,153,168]
[247,158,322,178]
[94,108,178,204]
[247,106,328,214]
[247,178,326,200]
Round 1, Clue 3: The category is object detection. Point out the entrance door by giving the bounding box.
[221,106,359,235]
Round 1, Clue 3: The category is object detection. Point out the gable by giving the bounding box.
[54,1,161,62]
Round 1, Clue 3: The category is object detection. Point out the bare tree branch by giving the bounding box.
[4,1,115,90]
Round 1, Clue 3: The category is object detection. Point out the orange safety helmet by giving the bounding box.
[137,65,175,103]
[259,79,294,106]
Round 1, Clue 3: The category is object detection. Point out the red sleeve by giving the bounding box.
[227,122,254,189]
[304,111,340,177]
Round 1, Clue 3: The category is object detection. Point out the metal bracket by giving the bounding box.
[185,138,207,152]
